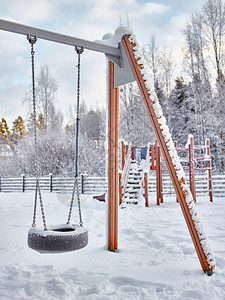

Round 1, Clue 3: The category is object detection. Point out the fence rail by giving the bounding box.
[0,174,224,197]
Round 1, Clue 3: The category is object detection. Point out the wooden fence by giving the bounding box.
[0,173,224,197]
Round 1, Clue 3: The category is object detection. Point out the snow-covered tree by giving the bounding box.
[169,77,196,145]
[119,82,155,146]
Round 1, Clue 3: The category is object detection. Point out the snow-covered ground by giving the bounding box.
[0,192,225,299]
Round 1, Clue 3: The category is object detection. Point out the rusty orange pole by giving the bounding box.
[206,139,213,202]
[121,140,125,170]
[122,35,213,274]
[159,148,163,204]
[155,141,160,205]
[150,144,155,170]
[174,142,179,203]
[189,136,196,202]
[107,60,119,251]
[144,172,149,207]
[119,172,122,205]
[125,144,129,155]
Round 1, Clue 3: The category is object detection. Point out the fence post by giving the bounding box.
[174,142,179,203]
[189,136,196,202]
[119,172,122,205]
[121,140,125,170]
[150,144,155,170]
[81,174,84,194]
[144,172,149,207]
[49,173,53,192]
[22,174,25,192]
[155,141,161,205]
[206,139,213,202]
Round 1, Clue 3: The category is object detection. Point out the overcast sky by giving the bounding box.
[0,0,207,127]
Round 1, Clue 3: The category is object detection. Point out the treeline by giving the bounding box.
[0,108,106,177]
[0,65,106,177]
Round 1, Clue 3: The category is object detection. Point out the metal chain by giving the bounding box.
[67,46,84,226]
[28,35,47,231]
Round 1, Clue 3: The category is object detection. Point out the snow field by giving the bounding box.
[0,192,225,299]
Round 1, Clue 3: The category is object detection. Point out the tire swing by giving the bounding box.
[27,35,88,253]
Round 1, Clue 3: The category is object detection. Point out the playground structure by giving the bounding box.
[119,136,213,207]
[0,19,215,274]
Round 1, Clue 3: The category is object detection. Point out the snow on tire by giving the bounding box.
[27,224,88,253]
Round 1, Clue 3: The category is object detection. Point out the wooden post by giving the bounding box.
[121,140,125,170]
[189,136,196,202]
[119,172,122,205]
[150,144,155,170]
[174,142,179,203]
[144,172,149,207]
[125,144,129,155]
[107,60,119,251]
[159,148,163,204]
[122,35,214,274]
[155,141,160,205]
[206,139,213,202]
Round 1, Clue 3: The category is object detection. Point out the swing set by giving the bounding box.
[0,19,215,274]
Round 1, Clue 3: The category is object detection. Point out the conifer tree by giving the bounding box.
[0,118,10,142]
[12,116,26,140]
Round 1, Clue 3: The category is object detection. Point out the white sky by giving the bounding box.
[0,0,207,127]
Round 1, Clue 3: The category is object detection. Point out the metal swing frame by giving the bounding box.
[0,19,215,274]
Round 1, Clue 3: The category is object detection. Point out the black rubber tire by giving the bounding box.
[27,224,88,253]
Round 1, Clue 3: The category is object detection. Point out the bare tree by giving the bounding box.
[183,14,212,144]
[36,65,58,129]
[143,32,159,88]
[202,0,225,171]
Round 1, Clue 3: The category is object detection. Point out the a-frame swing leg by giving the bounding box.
[122,35,214,274]
[107,60,119,251]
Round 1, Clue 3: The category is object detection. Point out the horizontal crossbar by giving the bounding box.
[0,19,121,58]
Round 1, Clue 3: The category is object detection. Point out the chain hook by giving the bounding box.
[27,34,37,45]
[75,45,84,55]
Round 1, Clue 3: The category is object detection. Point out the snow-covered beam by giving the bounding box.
[0,19,121,62]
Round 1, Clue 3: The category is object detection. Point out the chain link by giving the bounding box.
[28,35,47,231]
[67,46,84,226]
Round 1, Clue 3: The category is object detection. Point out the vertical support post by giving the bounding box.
[155,141,160,205]
[107,60,119,251]
[22,174,25,192]
[0,176,1,192]
[131,147,135,160]
[174,142,179,203]
[160,152,163,204]
[144,172,149,207]
[121,140,125,170]
[150,144,155,170]
[189,136,196,202]
[206,139,213,202]
[119,172,122,205]
[125,144,129,155]
[49,173,53,192]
